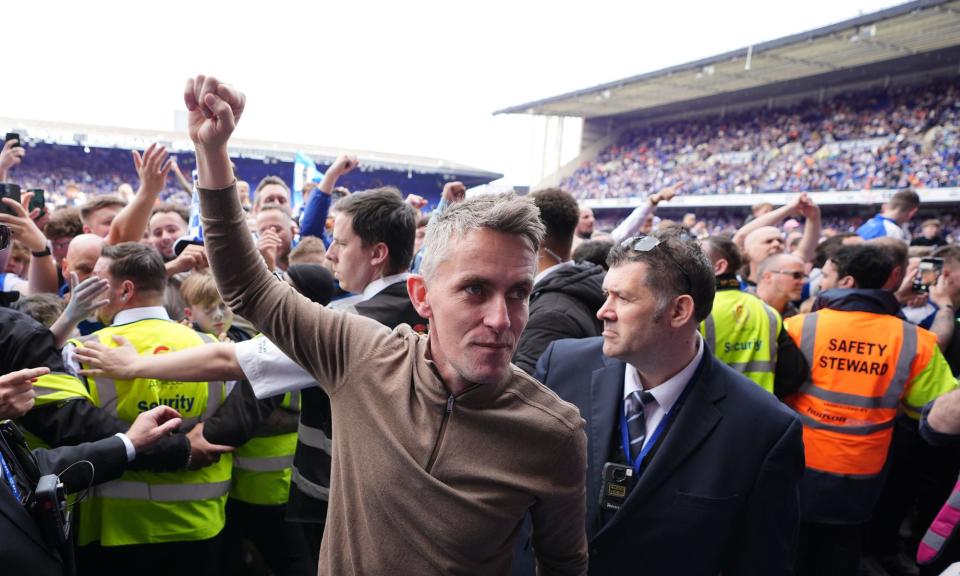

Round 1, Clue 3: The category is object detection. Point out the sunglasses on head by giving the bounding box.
[621,235,693,292]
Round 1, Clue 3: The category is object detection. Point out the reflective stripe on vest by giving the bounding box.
[786,310,923,477]
[230,390,299,506]
[291,465,330,501]
[231,429,297,505]
[18,371,94,450]
[727,359,776,373]
[701,290,780,393]
[32,371,93,404]
[298,421,332,452]
[93,374,224,428]
[703,314,716,351]
[286,387,333,516]
[235,454,295,473]
[918,477,960,565]
[94,479,232,501]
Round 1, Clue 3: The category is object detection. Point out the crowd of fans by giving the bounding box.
[3,142,460,212]
[0,74,958,576]
[567,78,960,199]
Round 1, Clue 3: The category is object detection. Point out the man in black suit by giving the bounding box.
[534,231,804,575]
[0,366,183,576]
[325,186,427,330]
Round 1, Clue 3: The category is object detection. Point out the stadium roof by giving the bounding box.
[495,0,960,119]
[0,116,502,186]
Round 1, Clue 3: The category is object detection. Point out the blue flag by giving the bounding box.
[293,152,324,209]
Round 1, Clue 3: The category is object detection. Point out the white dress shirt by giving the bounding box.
[328,273,409,311]
[622,333,704,450]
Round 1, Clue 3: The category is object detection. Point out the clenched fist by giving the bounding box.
[184,75,246,151]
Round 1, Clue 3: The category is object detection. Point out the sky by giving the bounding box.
[5,0,903,187]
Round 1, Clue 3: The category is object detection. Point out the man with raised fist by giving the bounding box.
[186,75,587,575]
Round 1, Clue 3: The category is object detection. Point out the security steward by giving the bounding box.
[207,382,310,576]
[0,281,193,575]
[699,236,807,396]
[785,244,959,575]
[63,243,232,576]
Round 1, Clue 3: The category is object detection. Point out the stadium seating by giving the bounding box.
[4,142,453,207]
[566,78,960,199]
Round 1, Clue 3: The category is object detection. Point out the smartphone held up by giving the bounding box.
[913,257,944,293]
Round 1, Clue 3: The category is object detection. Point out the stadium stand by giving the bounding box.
[564,78,960,199]
[498,0,960,240]
[0,121,501,208]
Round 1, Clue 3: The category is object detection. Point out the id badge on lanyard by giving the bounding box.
[618,378,695,475]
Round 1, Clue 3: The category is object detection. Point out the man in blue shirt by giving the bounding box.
[857,189,920,241]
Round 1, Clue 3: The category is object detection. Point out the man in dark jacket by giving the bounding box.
[514,188,605,375]
[0,364,184,576]
[533,230,803,575]
[0,304,192,472]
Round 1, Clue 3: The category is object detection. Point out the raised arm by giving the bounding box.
[733,196,802,250]
[301,155,358,239]
[610,182,682,243]
[0,138,25,182]
[424,181,466,226]
[0,193,58,295]
[319,154,358,195]
[74,335,244,382]
[299,185,332,241]
[170,157,194,194]
[107,144,173,245]
[185,75,384,392]
[792,194,821,263]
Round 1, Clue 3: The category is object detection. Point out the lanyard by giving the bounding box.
[619,377,695,475]
[0,450,21,501]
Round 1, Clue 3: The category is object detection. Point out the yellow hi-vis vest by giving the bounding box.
[18,371,94,450]
[70,318,231,547]
[230,391,300,506]
[700,289,781,393]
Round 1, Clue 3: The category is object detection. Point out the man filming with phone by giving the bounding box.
[0,185,59,296]
[0,135,26,183]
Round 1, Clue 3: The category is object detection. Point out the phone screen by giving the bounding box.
[914,258,944,293]
[4,132,21,148]
[26,189,46,219]
[0,183,20,216]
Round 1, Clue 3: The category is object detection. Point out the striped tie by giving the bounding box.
[625,390,656,463]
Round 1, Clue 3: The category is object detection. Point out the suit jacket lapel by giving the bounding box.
[586,358,625,537]
[602,355,726,533]
[0,483,54,554]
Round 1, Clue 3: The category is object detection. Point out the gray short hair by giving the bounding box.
[420,192,545,281]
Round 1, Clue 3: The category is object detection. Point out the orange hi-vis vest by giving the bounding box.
[784,309,940,478]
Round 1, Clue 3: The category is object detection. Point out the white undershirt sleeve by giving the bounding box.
[234,335,319,399]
